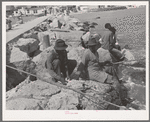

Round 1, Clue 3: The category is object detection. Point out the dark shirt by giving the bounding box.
[46,48,68,80]
[101,29,115,50]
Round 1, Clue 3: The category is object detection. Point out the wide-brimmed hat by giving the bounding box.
[87,37,97,46]
[54,39,68,50]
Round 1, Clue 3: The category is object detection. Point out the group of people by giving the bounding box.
[81,23,124,62]
[45,23,124,89]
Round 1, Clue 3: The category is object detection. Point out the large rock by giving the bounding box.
[6,78,61,110]
[7,44,37,91]
[38,31,56,47]
[46,89,79,110]
[63,15,71,22]
[22,32,39,40]
[6,60,36,91]
[66,80,112,110]
[15,38,39,54]
[6,77,113,110]
[9,46,28,63]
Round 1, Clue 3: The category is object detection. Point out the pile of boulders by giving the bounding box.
[6,35,40,91]
[32,13,97,33]
[6,41,146,110]
[6,75,121,110]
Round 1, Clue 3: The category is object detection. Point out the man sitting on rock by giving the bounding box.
[100,23,124,62]
[45,39,77,85]
[74,37,120,88]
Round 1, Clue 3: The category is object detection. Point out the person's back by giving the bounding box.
[101,29,114,50]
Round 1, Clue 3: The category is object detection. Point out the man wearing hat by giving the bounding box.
[80,25,95,49]
[75,37,119,86]
[46,39,77,85]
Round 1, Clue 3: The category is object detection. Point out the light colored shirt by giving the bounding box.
[79,49,108,83]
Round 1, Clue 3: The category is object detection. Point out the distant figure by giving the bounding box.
[6,17,12,30]
[49,7,52,14]
[17,15,23,24]
[44,8,47,16]
[81,25,96,49]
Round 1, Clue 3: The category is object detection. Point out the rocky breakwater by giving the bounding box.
[6,36,40,91]
[6,13,146,110]
[118,64,146,110]
[6,46,127,110]
[6,46,120,110]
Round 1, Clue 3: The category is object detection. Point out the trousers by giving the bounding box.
[52,59,77,78]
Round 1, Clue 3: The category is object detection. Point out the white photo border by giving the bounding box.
[2,1,149,121]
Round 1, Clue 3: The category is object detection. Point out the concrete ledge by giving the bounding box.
[6,15,51,44]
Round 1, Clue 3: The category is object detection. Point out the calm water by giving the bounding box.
[73,8,146,109]
[73,7,146,59]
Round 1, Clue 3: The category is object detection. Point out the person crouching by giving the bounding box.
[45,39,77,85]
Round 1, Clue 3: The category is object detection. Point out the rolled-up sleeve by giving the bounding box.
[47,52,61,80]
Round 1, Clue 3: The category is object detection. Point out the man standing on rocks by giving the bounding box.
[46,39,77,85]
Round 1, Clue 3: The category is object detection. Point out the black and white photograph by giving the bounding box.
[2,1,149,121]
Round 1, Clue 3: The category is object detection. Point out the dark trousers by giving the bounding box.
[109,48,123,62]
[113,44,121,51]
[52,59,77,78]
